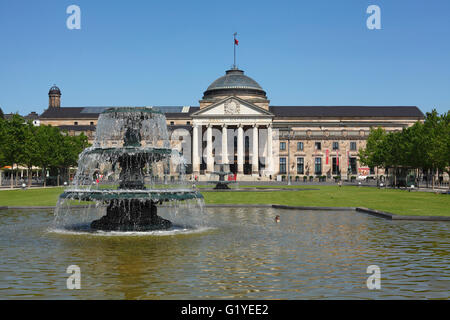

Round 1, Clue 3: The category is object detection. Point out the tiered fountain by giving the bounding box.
[209,164,235,190]
[55,107,204,232]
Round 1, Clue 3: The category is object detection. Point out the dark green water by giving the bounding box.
[0,207,449,299]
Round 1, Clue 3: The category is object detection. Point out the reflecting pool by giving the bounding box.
[0,207,449,299]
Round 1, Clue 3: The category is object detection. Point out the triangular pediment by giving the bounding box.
[191,97,273,117]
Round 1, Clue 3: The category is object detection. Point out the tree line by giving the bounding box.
[358,109,449,188]
[0,113,90,188]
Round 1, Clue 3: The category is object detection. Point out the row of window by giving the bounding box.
[279,141,358,151]
[169,121,190,126]
[74,121,95,126]
[279,157,360,175]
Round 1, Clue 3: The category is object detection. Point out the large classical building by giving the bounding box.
[39,68,424,181]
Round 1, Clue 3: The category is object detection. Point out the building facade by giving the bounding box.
[39,68,424,181]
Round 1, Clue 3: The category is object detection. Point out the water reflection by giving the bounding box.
[0,208,449,299]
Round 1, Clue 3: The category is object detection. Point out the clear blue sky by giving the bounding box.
[0,0,449,115]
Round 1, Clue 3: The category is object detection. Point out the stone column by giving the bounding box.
[192,124,200,175]
[206,124,214,174]
[237,124,244,175]
[267,124,273,176]
[222,124,228,165]
[252,124,259,175]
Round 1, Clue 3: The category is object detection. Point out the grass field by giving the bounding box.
[0,187,65,207]
[203,186,450,216]
[0,186,449,216]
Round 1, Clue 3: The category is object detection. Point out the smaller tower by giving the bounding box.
[48,85,61,108]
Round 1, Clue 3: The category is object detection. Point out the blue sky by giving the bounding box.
[0,0,449,115]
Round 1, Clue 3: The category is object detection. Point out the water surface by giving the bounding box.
[0,207,449,299]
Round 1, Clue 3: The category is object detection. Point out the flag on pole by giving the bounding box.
[233,32,238,68]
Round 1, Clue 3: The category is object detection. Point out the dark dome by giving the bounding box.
[203,69,266,99]
[49,85,61,95]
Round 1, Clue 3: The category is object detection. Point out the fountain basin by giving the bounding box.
[83,146,174,156]
[60,189,203,202]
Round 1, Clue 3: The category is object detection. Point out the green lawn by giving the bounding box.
[0,187,65,207]
[203,186,450,216]
[0,186,449,216]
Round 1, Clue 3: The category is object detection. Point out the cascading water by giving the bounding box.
[53,107,205,232]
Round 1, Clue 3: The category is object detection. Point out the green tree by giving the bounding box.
[34,125,62,187]
[359,110,449,189]
[383,131,405,186]
[443,112,450,190]
[358,127,387,181]
[19,121,40,187]
[358,127,385,167]
[0,116,6,167]
[422,110,449,188]
[0,114,27,188]
[0,117,91,188]
[54,132,89,185]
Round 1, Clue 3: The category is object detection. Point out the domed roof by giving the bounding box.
[49,85,61,95]
[203,69,266,99]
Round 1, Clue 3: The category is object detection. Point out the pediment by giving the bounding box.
[191,97,273,117]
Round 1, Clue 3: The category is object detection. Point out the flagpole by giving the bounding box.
[233,32,237,69]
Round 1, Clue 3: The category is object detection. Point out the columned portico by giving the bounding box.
[191,95,274,180]
[191,121,272,179]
